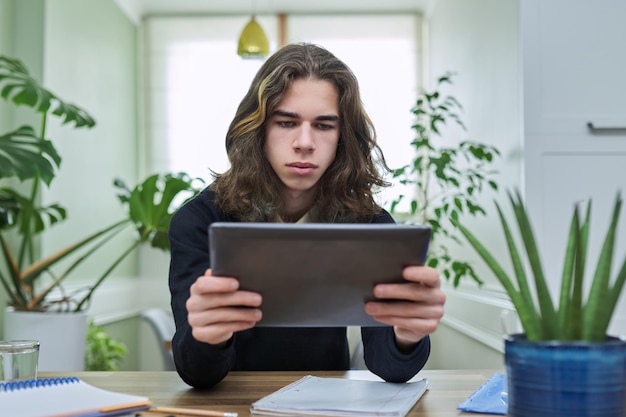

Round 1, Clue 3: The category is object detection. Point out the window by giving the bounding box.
[144,14,420,206]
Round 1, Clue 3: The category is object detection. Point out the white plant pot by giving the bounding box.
[3,307,88,371]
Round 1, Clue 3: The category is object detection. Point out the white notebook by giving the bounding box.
[251,375,429,417]
[0,376,151,417]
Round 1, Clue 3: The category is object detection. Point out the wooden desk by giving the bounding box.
[41,370,499,416]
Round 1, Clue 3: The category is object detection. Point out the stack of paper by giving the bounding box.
[251,375,428,417]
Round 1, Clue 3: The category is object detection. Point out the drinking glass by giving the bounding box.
[0,340,40,382]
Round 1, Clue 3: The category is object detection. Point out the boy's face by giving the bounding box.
[264,78,340,201]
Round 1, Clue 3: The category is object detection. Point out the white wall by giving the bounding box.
[0,0,13,134]
[423,0,522,369]
[40,0,140,285]
[0,0,13,58]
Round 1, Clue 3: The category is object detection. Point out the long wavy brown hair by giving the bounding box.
[210,43,390,222]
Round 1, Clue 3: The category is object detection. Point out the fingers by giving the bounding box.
[365,265,446,346]
[402,265,441,287]
[186,269,263,346]
[372,265,445,303]
[189,308,262,346]
[364,300,443,333]
[364,297,444,346]
[188,276,262,311]
[189,273,239,295]
[187,304,262,328]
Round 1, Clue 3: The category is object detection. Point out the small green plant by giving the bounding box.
[454,191,626,342]
[389,72,500,286]
[85,319,127,371]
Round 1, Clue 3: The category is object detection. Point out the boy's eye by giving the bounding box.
[278,120,295,127]
[316,123,334,130]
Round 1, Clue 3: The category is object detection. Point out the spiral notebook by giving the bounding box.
[0,376,151,417]
[250,375,429,417]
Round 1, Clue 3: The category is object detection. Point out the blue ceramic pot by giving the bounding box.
[505,334,626,417]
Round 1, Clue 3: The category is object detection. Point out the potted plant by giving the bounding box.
[454,191,626,417]
[0,55,202,369]
[84,319,128,371]
[389,72,500,287]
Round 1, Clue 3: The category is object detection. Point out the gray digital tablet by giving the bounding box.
[208,222,431,327]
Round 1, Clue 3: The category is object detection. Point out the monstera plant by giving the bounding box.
[0,55,202,312]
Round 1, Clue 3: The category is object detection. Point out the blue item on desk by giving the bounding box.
[457,373,507,415]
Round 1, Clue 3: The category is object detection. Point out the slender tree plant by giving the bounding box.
[389,72,500,287]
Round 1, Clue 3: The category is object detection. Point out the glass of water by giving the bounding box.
[0,340,40,382]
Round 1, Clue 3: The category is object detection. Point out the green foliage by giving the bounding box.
[454,191,626,342]
[72,172,203,312]
[0,56,95,127]
[0,54,204,312]
[84,319,127,371]
[389,72,500,287]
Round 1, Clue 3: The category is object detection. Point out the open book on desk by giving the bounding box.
[0,376,151,417]
[251,375,428,417]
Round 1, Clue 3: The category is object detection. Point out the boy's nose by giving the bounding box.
[293,124,315,151]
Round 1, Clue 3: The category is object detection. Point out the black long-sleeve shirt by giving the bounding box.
[168,187,430,388]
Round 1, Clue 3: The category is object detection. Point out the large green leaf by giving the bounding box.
[116,173,202,251]
[0,187,67,235]
[556,203,586,339]
[495,202,540,335]
[0,55,95,128]
[0,126,61,184]
[0,189,20,229]
[583,194,623,341]
[509,191,557,337]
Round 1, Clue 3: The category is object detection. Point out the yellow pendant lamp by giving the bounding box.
[237,16,269,59]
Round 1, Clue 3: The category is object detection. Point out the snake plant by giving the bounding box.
[454,191,626,342]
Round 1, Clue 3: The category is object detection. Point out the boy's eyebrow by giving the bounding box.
[272,109,340,122]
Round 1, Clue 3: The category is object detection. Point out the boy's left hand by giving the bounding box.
[364,265,446,351]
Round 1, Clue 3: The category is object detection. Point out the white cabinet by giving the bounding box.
[521,0,626,136]
[521,0,626,335]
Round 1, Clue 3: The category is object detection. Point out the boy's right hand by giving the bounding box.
[186,268,263,346]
